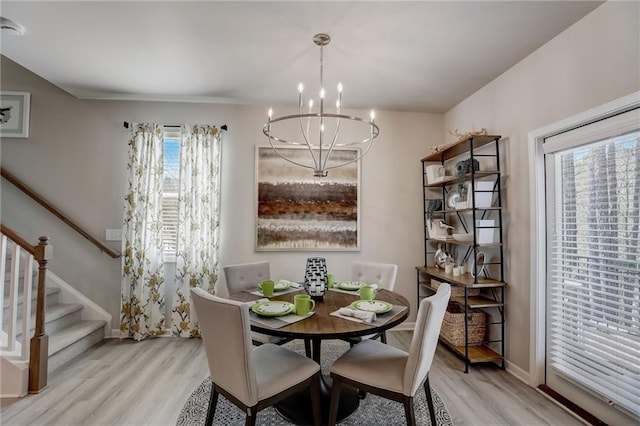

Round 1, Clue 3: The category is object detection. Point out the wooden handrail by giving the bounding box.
[0,223,35,256]
[1,167,120,258]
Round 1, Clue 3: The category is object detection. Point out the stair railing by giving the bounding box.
[0,225,51,393]
[1,167,119,258]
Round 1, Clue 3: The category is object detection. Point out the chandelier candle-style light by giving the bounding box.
[263,33,380,177]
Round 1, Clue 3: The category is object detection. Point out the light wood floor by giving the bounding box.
[1,331,584,426]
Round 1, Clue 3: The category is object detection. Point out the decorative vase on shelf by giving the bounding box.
[304,257,327,300]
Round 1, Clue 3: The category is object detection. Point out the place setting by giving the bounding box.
[248,293,316,329]
[330,283,407,325]
[329,275,372,295]
[244,279,302,297]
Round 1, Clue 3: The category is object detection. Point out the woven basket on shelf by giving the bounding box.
[440,301,486,346]
[433,280,479,297]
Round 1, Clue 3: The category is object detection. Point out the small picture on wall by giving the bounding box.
[255,146,360,251]
[0,91,30,138]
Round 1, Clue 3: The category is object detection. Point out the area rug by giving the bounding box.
[177,341,453,425]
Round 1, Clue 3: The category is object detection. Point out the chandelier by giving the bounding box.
[263,33,380,177]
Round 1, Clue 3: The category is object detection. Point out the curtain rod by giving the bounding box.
[123,121,228,131]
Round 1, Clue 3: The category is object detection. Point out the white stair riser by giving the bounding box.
[48,327,104,373]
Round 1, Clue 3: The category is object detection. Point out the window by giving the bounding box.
[162,128,180,259]
[544,110,640,420]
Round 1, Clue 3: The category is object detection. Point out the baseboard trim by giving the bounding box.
[505,359,530,384]
[111,328,174,339]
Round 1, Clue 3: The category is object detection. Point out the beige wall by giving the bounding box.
[444,2,640,374]
[1,55,442,331]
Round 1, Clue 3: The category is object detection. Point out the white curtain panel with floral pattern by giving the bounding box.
[120,123,166,340]
[171,125,222,337]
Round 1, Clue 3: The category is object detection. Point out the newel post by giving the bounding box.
[28,236,52,394]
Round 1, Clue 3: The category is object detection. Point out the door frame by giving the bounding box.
[527,91,640,388]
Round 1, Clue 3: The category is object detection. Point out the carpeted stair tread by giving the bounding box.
[2,285,59,309]
[14,302,84,338]
[48,319,105,356]
[45,302,84,323]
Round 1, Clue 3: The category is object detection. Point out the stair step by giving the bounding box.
[3,248,37,279]
[2,286,60,325]
[14,303,83,338]
[2,285,59,310]
[3,270,37,291]
[48,320,106,372]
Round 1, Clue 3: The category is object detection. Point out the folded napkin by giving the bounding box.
[243,298,268,307]
[277,279,301,288]
[337,307,377,323]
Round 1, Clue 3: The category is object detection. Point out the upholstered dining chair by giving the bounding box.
[223,261,292,346]
[223,261,271,295]
[350,260,398,291]
[190,288,322,426]
[348,260,398,343]
[327,283,451,426]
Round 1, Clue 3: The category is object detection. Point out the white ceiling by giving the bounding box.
[1,1,603,113]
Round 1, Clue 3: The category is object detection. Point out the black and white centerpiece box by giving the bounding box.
[304,257,327,300]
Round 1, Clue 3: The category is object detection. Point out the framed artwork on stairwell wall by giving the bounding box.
[255,146,361,251]
[0,91,30,138]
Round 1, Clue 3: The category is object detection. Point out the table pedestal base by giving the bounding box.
[275,374,359,425]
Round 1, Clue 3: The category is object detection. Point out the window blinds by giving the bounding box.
[546,126,640,418]
[162,136,180,257]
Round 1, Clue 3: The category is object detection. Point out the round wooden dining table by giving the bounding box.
[230,287,410,425]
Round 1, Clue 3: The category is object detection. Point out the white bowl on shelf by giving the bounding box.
[452,233,473,242]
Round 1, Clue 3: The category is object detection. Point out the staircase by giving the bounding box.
[3,282,107,373]
[1,234,110,397]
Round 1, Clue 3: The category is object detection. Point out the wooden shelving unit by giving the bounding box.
[439,340,504,364]
[417,135,506,373]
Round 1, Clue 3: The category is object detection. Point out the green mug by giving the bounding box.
[260,280,275,297]
[359,284,377,301]
[327,273,335,288]
[294,294,316,316]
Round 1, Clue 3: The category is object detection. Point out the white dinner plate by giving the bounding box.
[337,281,367,291]
[252,301,295,317]
[350,300,393,314]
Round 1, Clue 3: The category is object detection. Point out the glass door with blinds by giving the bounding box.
[543,109,639,425]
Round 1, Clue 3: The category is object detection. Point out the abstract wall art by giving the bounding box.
[255,146,360,251]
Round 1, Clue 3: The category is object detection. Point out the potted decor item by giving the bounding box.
[304,257,327,300]
[455,158,480,205]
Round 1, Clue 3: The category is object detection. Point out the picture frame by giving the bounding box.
[0,91,30,138]
[255,146,361,251]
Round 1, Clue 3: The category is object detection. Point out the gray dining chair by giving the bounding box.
[223,261,293,346]
[348,260,398,344]
[350,260,398,291]
[190,288,322,426]
[327,283,451,426]
[223,261,271,295]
